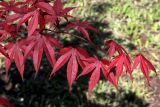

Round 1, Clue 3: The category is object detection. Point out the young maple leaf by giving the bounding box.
[4,41,25,80]
[78,57,118,95]
[107,54,132,81]
[23,32,62,77]
[50,47,89,91]
[105,40,127,58]
[0,97,14,107]
[66,20,98,43]
[132,54,156,85]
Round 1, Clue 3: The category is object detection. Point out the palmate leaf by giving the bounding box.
[0,0,23,12]
[105,40,127,58]
[16,0,74,36]
[36,0,74,26]
[24,32,62,77]
[132,54,156,85]
[50,47,89,91]
[4,31,61,79]
[107,54,132,81]
[78,57,118,95]
[5,1,36,22]
[17,10,39,36]
[5,41,24,80]
[66,20,98,43]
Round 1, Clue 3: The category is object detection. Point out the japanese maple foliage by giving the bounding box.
[0,0,156,95]
[132,54,156,85]
[78,57,118,94]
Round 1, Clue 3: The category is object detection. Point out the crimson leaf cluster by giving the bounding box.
[0,0,156,94]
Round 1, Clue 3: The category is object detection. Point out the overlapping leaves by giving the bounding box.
[0,0,157,95]
[50,47,89,91]
[24,31,62,77]
[78,57,118,94]
[5,41,25,80]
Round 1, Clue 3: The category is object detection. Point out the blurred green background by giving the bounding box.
[0,0,160,107]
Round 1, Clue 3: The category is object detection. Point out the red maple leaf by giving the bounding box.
[66,20,98,43]
[23,32,62,77]
[36,0,74,26]
[107,54,132,81]
[0,22,17,37]
[4,41,24,80]
[132,54,156,85]
[78,57,118,95]
[0,1,23,12]
[5,2,36,22]
[8,6,46,34]
[105,40,127,58]
[17,10,39,36]
[50,47,89,91]
[0,0,157,94]
[36,2,57,26]
[6,0,74,36]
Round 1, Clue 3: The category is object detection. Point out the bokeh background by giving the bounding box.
[0,0,160,107]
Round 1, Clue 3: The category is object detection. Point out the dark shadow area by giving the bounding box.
[0,57,149,107]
